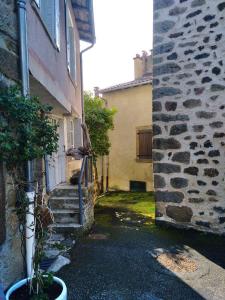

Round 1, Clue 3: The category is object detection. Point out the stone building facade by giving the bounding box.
[0,0,24,289]
[153,0,225,234]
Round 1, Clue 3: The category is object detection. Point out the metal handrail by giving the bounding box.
[78,155,93,225]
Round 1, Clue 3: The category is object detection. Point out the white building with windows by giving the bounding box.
[27,0,95,190]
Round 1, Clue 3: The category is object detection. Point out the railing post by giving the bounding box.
[78,156,86,225]
[85,156,88,188]
[78,183,83,225]
[90,156,93,183]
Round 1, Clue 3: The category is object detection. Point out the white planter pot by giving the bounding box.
[6,276,67,300]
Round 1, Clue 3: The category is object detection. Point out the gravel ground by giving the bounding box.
[57,194,225,300]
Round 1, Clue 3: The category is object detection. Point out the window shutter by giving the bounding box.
[67,118,71,148]
[40,0,56,39]
[67,119,75,149]
[69,27,76,80]
[66,5,76,81]
[55,0,60,49]
[66,4,71,71]
[138,130,152,160]
[74,118,82,147]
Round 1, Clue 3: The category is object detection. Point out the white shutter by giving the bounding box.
[74,118,82,147]
[40,0,56,39]
[55,0,60,49]
[72,29,77,81]
[66,4,70,70]
[66,6,77,80]
[69,27,75,80]
[67,119,75,149]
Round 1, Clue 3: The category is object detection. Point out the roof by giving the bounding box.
[71,0,96,44]
[99,76,152,94]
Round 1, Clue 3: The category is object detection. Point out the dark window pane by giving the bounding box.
[130,181,146,192]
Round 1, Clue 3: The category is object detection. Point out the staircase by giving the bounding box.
[43,156,94,270]
[49,183,84,233]
[48,155,94,233]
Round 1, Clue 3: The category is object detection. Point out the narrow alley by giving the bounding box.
[57,193,225,300]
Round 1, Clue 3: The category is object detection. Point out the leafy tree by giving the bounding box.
[84,92,116,192]
[84,92,116,159]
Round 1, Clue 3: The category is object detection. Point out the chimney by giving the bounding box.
[133,51,153,79]
[94,86,100,97]
[133,53,144,79]
[145,50,153,76]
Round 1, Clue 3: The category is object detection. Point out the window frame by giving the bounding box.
[55,0,60,50]
[65,2,77,82]
[136,127,153,162]
[32,0,60,50]
[67,119,75,149]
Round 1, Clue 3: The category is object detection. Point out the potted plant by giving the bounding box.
[0,86,67,299]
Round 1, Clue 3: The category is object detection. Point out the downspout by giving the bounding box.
[17,0,35,278]
[80,43,95,125]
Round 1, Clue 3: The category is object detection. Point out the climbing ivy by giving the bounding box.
[0,86,59,299]
[0,86,58,171]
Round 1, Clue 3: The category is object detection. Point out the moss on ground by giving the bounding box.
[95,192,225,243]
[96,191,155,219]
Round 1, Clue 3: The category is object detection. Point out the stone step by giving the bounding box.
[49,197,80,210]
[46,233,65,245]
[52,209,79,213]
[49,223,82,234]
[52,210,80,224]
[50,184,88,197]
[51,186,87,198]
[48,232,65,240]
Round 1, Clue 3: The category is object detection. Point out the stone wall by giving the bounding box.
[83,183,95,231]
[153,0,225,234]
[0,0,24,289]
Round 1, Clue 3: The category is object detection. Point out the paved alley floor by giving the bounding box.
[57,192,225,300]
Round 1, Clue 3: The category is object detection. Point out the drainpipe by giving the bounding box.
[80,44,94,192]
[17,0,35,278]
[80,43,95,125]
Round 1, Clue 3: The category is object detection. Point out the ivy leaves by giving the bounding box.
[0,86,59,170]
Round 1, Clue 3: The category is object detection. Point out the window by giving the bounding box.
[130,181,146,192]
[66,4,76,81]
[38,0,60,49]
[137,128,152,160]
[67,119,75,149]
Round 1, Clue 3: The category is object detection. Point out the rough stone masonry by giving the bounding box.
[153,0,225,234]
[0,0,24,289]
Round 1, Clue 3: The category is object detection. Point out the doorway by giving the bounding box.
[48,117,66,191]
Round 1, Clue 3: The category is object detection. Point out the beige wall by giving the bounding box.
[99,83,153,191]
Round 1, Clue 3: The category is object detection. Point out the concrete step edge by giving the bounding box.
[51,209,80,214]
[49,223,82,228]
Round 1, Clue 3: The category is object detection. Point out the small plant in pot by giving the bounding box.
[0,87,67,299]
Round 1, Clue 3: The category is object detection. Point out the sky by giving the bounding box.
[81,0,153,92]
